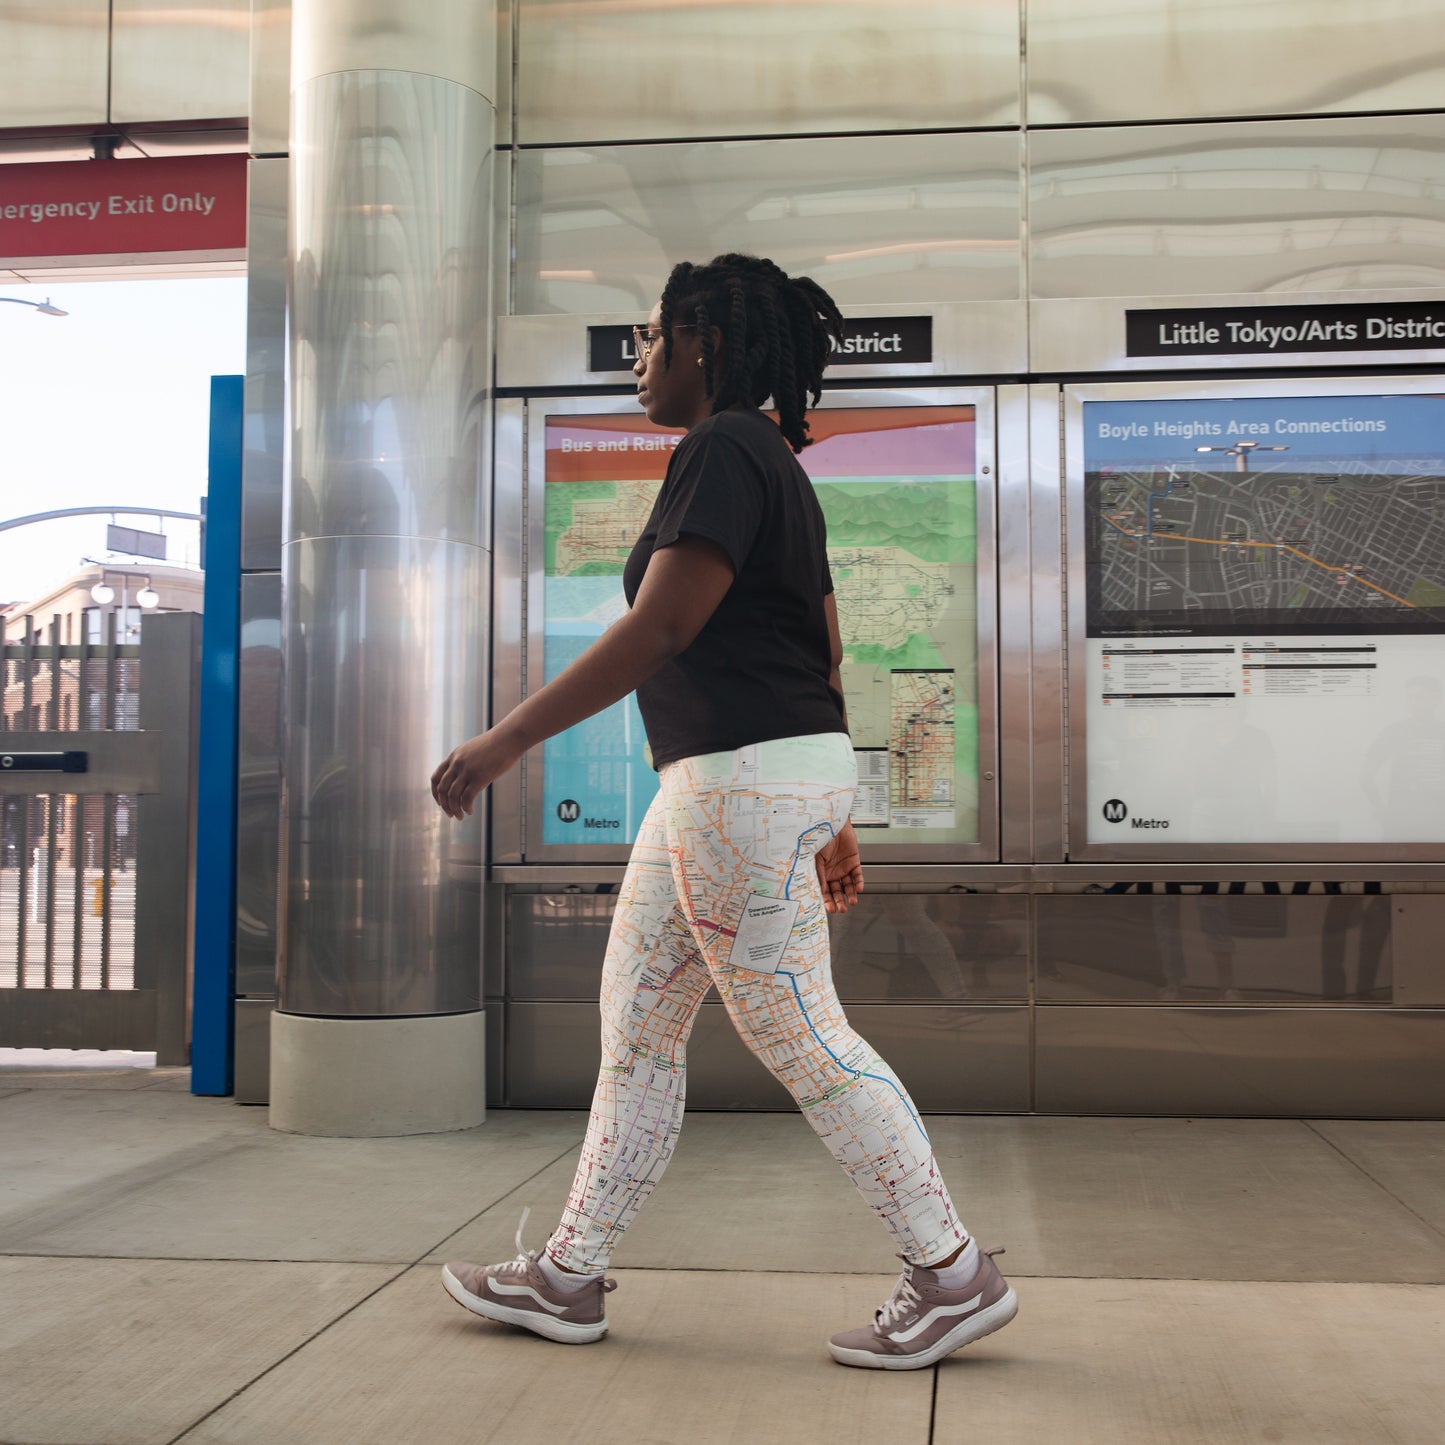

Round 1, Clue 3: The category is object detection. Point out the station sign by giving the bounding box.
[0,154,247,262]
[587,315,933,373]
[1126,300,1445,358]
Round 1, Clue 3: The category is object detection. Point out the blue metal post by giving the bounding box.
[191,374,244,1094]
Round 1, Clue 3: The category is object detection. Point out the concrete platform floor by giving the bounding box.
[2,1065,1443,1445]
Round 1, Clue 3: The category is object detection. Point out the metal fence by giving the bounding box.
[0,610,199,1060]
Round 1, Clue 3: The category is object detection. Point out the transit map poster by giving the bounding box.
[1082,392,1445,845]
[540,406,981,848]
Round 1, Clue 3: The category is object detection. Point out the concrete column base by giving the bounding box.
[269,1010,486,1137]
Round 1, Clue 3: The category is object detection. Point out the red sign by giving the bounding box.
[0,154,247,262]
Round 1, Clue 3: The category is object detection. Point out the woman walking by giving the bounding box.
[431,253,1016,1369]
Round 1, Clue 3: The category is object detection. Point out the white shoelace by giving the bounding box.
[875,1269,923,1330]
[492,1205,539,1277]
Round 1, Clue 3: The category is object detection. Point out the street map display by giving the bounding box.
[540,406,981,849]
[1082,392,1445,845]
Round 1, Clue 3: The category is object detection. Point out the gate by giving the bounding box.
[1,609,200,1062]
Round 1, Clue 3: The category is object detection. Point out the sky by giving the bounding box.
[0,275,247,607]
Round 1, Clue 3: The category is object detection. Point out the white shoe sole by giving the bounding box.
[828,1286,1019,1370]
[441,1265,608,1345]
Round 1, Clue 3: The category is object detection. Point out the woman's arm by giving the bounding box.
[431,535,736,818]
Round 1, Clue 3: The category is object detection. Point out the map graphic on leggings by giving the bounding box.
[540,406,981,847]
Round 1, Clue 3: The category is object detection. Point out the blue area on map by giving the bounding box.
[540,591,658,847]
[1085,394,1445,472]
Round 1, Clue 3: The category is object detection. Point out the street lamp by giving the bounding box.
[1195,440,1290,473]
[0,296,67,316]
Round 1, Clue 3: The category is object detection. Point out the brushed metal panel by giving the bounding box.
[135,613,201,1064]
[236,573,281,997]
[292,0,497,101]
[503,1001,1028,1111]
[513,132,1021,316]
[498,302,1027,389]
[1036,1007,1445,1118]
[111,0,250,124]
[489,398,525,865]
[250,0,291,158]
[1027,0,1445,126]
[1029,117,1445,306]
[1027,384,1067,860]
[0,731,162,795]
[0,1,108,128]
[1036,893,1391,1004]
[1391,894,1445,1008]
[242,157,286,571]
[505,889,1028,1002]
[1033,290,1445,375]
[997,385,1032,862]
[234,996,273,1103]
[289,72,493,548]
[279,535,486,1016]
[516,0,1018,144]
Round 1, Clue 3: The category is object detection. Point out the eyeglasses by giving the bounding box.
[631,323,694,362]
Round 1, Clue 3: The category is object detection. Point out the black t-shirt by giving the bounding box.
[622,406,847,769]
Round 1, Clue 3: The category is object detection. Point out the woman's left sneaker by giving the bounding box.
[828,1246,1018,1369]
[442,1215,616,1345]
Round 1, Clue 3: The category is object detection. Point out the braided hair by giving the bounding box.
[657,253,845,453]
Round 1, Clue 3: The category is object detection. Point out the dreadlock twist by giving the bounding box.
[658,253,845,453]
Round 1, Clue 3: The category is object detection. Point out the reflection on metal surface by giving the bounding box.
[243,158,287,571]
[503,1001,1028,1111]
[111,0,249,124]
[505,890,1028,1003]
[1027,0,1445,125]
[1035,893,1392,1004]
[516,0,1018,144]
[250,0,291,158]
[1035,1007,1445,1117]
[290,72,493,546]
[1030,118,1445,303]
[280,535,486,1016]
[0,0,106,128]
[236,574,281,998]
[514,133,1020,315]
[284,63,495,1021]
[291,0,497,99]
[0,1,108,127]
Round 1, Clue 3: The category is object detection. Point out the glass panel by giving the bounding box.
[1030,117,1445,302]
[538,406,983,848]
[1027,0,1445,126]
[1036,892,1391,1002]
[515,132,1021,315]
[516,0,1019,143]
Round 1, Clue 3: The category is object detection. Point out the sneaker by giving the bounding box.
[442,1211,616,1345]
[828,1245,1018,1370]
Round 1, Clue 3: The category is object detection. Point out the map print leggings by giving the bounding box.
[548,731,968,1273]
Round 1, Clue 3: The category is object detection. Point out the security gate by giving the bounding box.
[0,610,200,1062]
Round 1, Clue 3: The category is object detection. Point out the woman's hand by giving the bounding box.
[816,820,864,914]
[431,727,523,819]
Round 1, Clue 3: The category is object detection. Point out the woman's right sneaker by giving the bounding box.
[828,1245,1018,1370]
[442,1214,616,1345]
